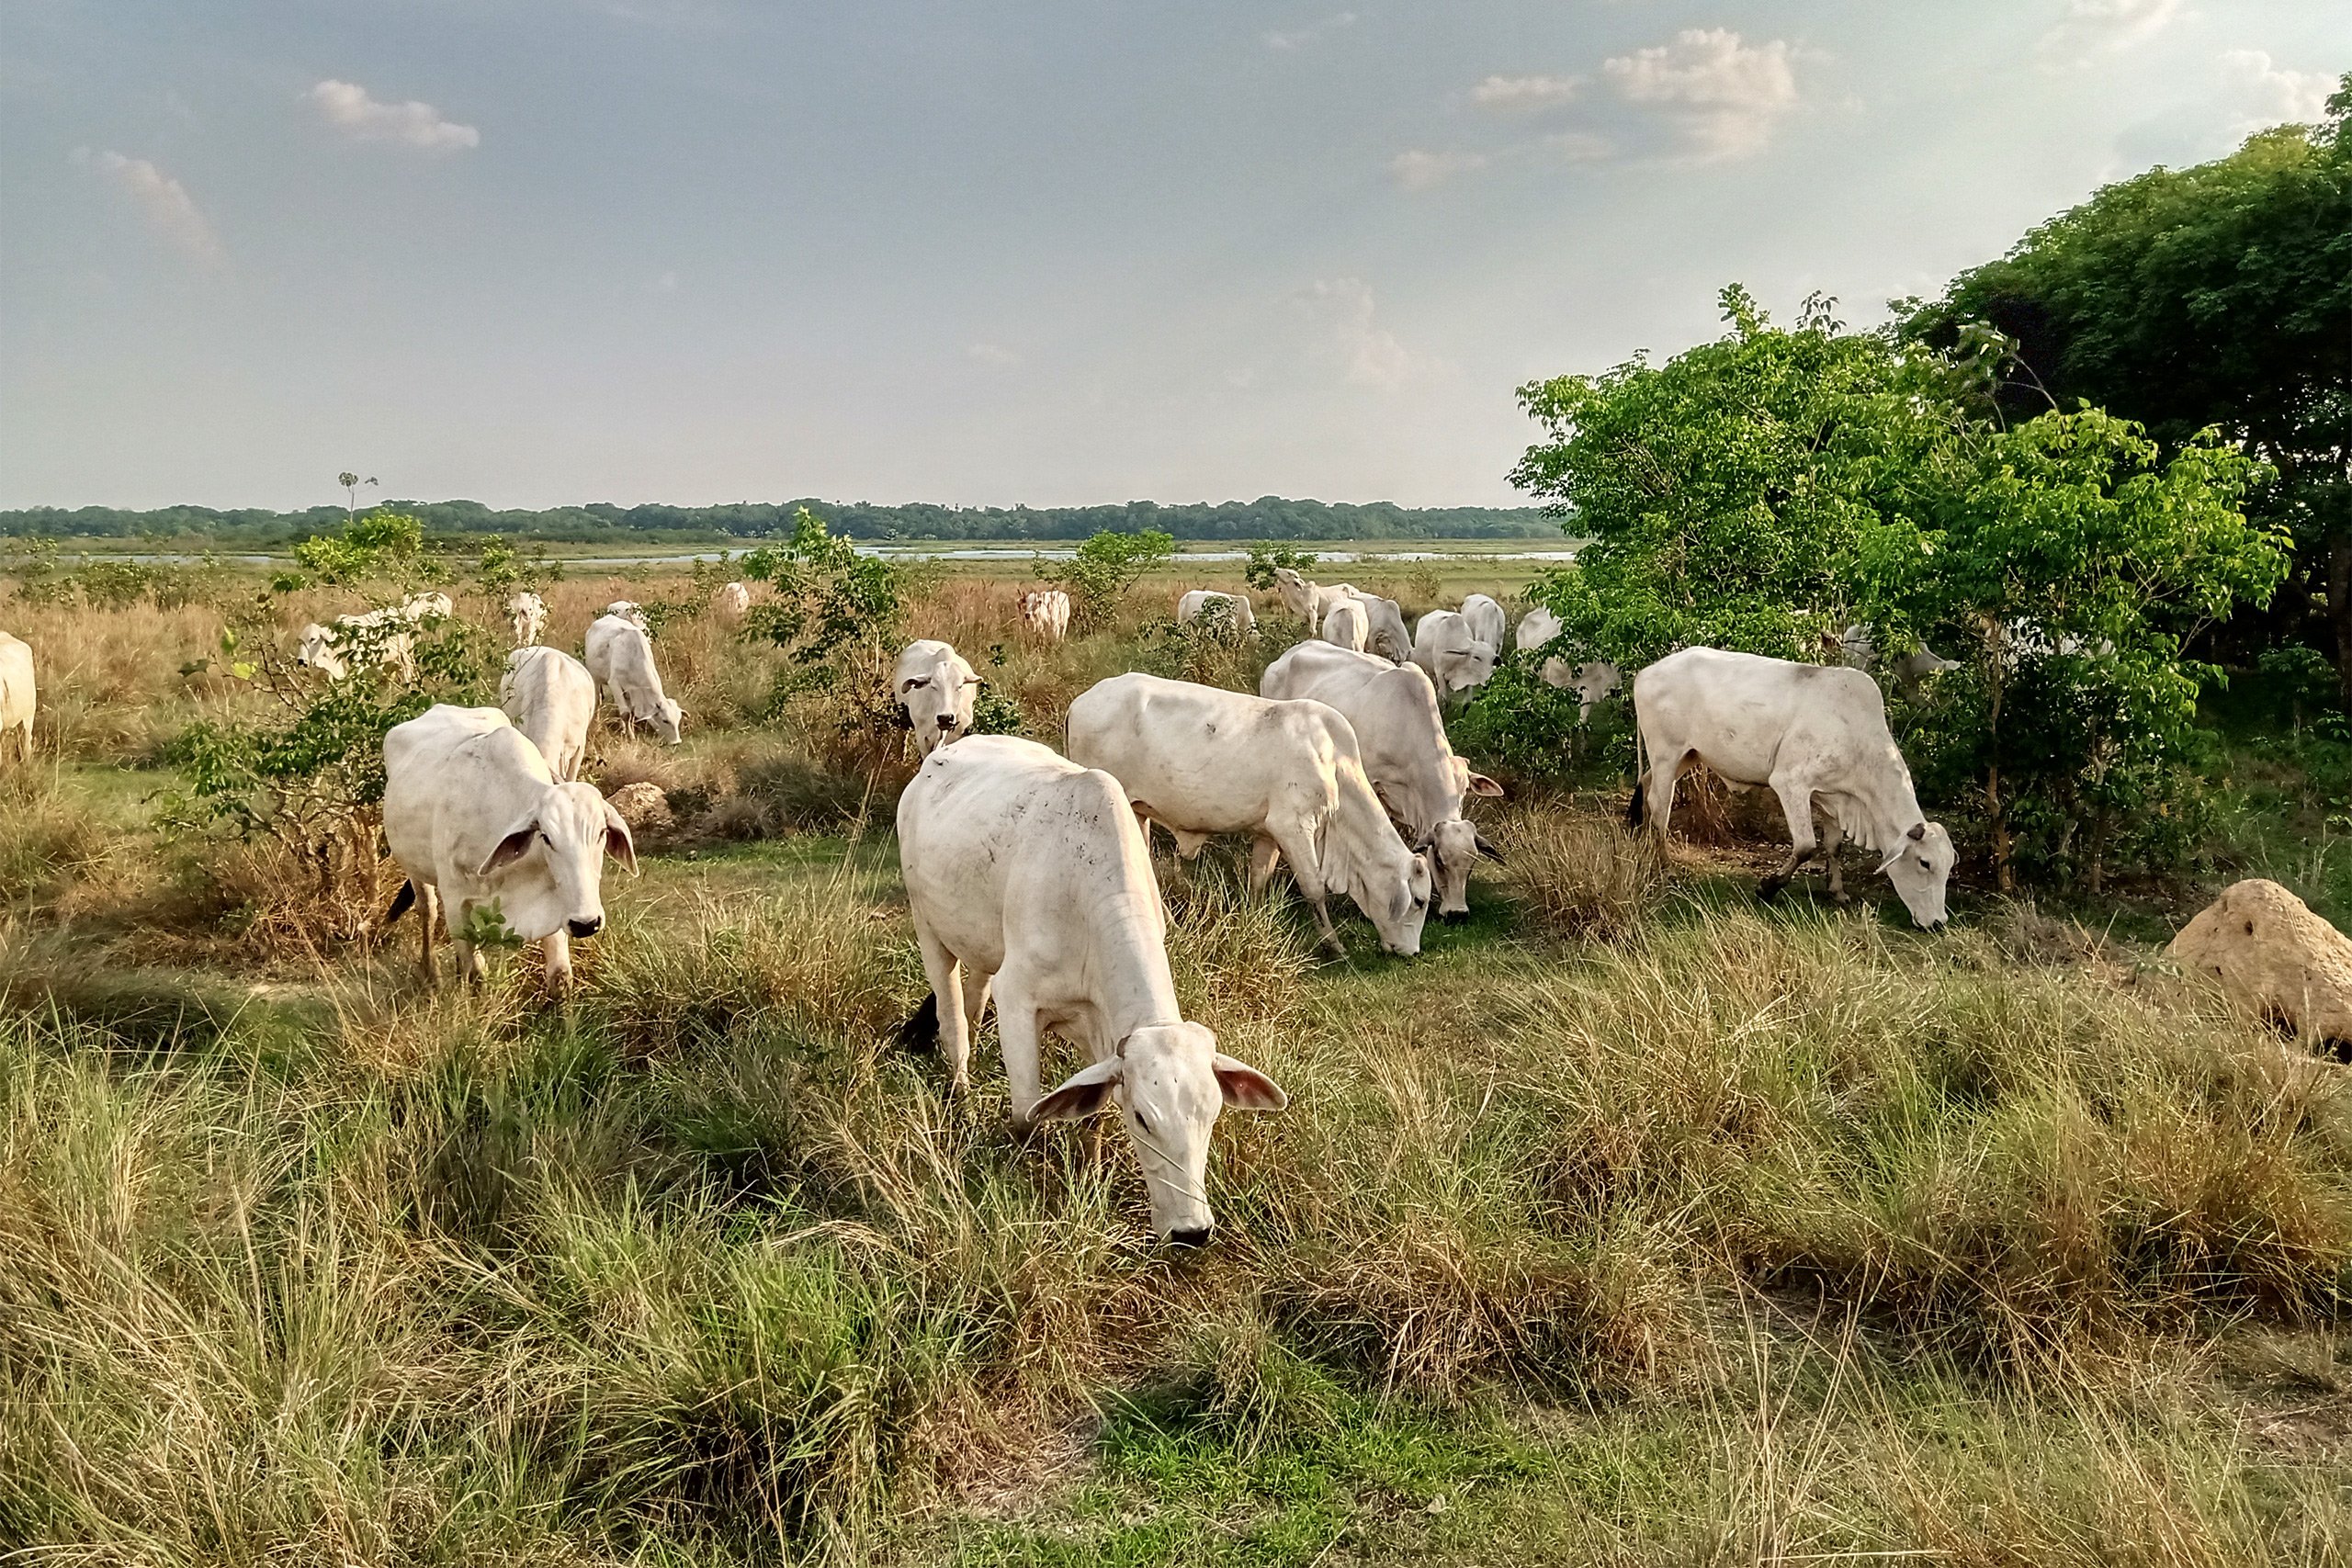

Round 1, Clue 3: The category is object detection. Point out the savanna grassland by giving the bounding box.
[3,555,2350,1567]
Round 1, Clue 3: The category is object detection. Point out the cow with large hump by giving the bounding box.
[1066,672,1431,956]
[500,645,597,782]
[584,613,684,744]
[1459,593,1507,654]
[1410,609,1498,701]
[896,734,1289,1246]
[1272,567,1362,627]
[894,637,980,758]
[1175,589,1255,638]
[1261,640,1504,919]
[381,705,638,991]
[0,631,33,762]
[1320,596,1369,653]
[1628,647,1955,928]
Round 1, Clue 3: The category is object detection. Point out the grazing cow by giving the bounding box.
[0,631,33,762]
[583,614,684,744]
[1175,589,1256,638]
[1272,567,1363,626]
[715,581,752,622]
[1410,610,1498,701]
[1628,647,1955,929]
[897,734,1289,1244]
[895,637,981,758]
[1350,592,1415,664]
[1320,596,1369,653]
[296,606,417,682]
[401,591,454,623]
[1460,593,1507,654]
[499,645,597,781]
[1512,606,1617,719]
[1017,588,1071,640]
[603,601,650,631]
[1067,672,1431,956]
[506,591,548,648]
[381,705,637,992]
[1261,641,1504,919]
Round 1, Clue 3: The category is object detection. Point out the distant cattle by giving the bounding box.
[1017,588,1071,640]
[1067,672,1431,956]
[1459,593,1507,654]
[401,591,454,623]
[1512,605,1618,720]
[897,734,1289,1245]
[1410,609,1498,701]
[1175,589,1256,638]
[1320,596,1369,653]
[1272,568,1362,626]
[894,638,981,758]
[584,614,684,744]
[505,592,548,648]
[381,704,637,992]
[296,606,417,682]
[0,631,33,761]
[715,581,752,622]
[500,645,597,782]
[1261,641,1503,919]
[603,601,650,631]
[1629,647,1954,928]
[1838,623,1961,702]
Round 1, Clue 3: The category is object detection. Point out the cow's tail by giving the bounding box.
[894,992,940,1055]
[384,880,415,925]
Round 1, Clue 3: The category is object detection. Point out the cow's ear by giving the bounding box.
[1212,1054,1289,1112]
[1032,1057,1123,1122]
[1474,830,1507,864]
[1463,767,1506,798]
[1906,821,1927,841]
[478,818,538,876]
[900,674,931,693]
[602,801,639,875]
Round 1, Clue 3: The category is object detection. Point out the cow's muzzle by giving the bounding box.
[1165,1224,1214,1249]
[937,715,959,730]
[568,916,604,940]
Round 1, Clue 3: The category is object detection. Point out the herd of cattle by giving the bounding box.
[0,567,1962,1244]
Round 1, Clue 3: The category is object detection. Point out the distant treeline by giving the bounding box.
[0,496,1555,546]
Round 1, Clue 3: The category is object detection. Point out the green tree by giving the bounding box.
[1905,80,2352,703]
[740,507,904,689]
[1047,529,1175,631]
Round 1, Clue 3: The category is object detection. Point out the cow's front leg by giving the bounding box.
[1759,778,1818,901]
[1818,815,1848,902]
[1247,834,1283,897]
[993,979,1045,1127]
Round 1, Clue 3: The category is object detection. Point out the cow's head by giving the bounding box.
[294,623,345,681]
[646,696,685,746]
[476,781,639,942]
[1572,660,1622,721]
[1031,1021,1287,1245]
[1425,817,1504,919]
[1877,820,1955,930]
[899,655,978,757]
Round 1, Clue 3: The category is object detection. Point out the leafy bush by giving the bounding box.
[1046,528,1174,631]
[741,509,905,692]
[1242,542,1320,592]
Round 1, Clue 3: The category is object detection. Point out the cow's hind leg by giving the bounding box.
[1759,778,1819,902]
[914,928,971,1092]
[418,883,442,984]
[1247,834,1283,897]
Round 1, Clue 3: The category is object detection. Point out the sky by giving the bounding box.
[0,1,2343,512]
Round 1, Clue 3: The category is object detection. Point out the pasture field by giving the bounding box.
[3,559,2350,1566]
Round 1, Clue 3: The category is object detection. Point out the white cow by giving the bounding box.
[1017,588,1071,640]
[603,601,650,631]
[1320,597,1369,653]
[499,645,597,782]
[0,631,33,761]
[296,606,417,682]
[1410,610,1498,701]
[401,591,454,623]
[583,614,684,744]
[1838,623,1961,702]
[1350,592,1415,664]
[897,734,1289,1245]
[895,637,980,758]
[1261,641,1503,919]
[1459,593,1507,655]
[1629,647,1955,929]
[715,581,752,622]
[506,592,548,648]
[1066,672,1431,956]
[1513,606,1618,720]
[381,705,637,991]
[1175,589,1256,638]
[1272,567,1363,626]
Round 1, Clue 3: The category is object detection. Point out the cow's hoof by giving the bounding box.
[1757,878,1787,903]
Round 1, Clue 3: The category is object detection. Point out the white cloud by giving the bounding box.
[1388,148,1488,190]
[1602,28,1803,161]
[304,79,480,152]
[2039,0,2184,69]
[1470,73,1581,111]
[74,148,221,263]
[2221,49,2336,127]
[1263,12,1356,51]
[967,342,1021,367]
[1543,130,1616,163]
[1299,277,1416,389]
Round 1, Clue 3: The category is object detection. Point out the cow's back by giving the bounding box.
[385,706,545,876]
[1635,648,1888,781]
[0,634,31,727]
[1069,673,1334,831]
